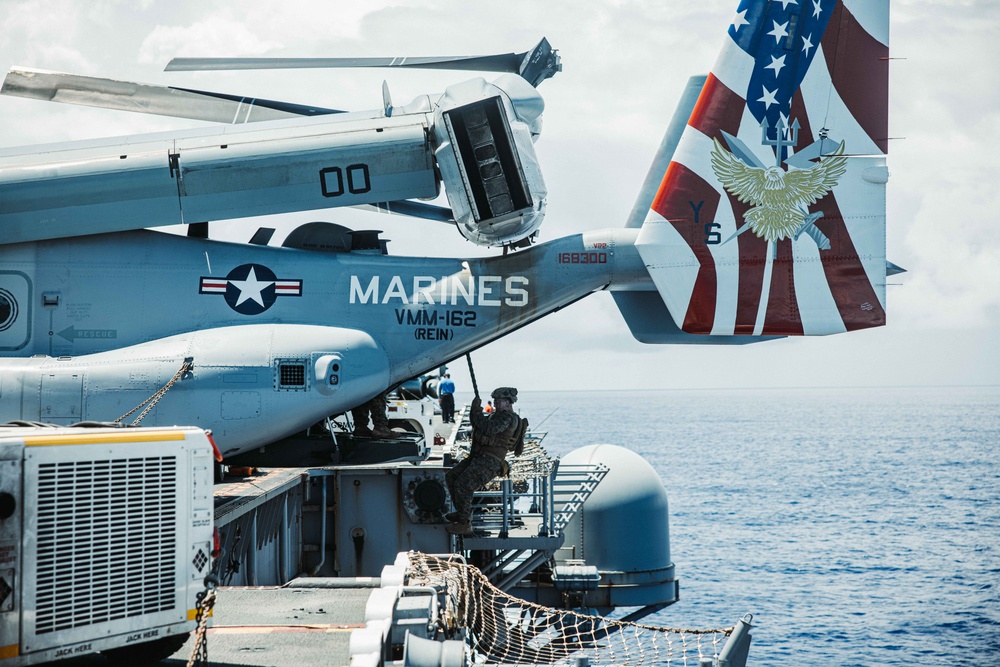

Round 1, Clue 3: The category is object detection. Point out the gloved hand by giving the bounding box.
[471,396,482,411]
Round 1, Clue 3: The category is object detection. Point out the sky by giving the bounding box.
[1,0,998,391]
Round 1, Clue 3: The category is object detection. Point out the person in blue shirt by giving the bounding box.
[439,373,456,423]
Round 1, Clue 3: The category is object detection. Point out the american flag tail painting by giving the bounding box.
[632,0,890,337]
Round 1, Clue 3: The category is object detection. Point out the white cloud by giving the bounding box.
[0,0,997,388]
[139,15,282,63]
[886,1,1000,330]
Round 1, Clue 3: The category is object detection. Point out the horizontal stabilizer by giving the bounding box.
[613,292,780,344]
[1,67,343,123]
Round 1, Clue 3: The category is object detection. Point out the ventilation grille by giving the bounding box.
[274,358,310,391]
[279,364,305,387]
[34,456,178,634]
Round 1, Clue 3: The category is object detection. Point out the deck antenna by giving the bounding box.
[534,406,559,428]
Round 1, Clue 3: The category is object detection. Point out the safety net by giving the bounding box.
[406,552,735,666]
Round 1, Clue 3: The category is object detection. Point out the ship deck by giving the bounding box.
[164,582,373,666]
[162,417,463,666]
[41,414,561,667]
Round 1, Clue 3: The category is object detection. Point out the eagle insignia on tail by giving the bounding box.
[710,137,848,246]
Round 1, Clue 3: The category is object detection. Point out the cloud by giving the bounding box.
[139,14,282,63]
[0,0,997,389]
[135,0,402,65]
[887,1,1000,328]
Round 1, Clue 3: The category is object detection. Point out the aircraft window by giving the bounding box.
[279,364,306,387]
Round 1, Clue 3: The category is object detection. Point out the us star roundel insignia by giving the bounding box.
[200,264,302,315]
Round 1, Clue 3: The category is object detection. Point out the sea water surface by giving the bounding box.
[476,386,999,666]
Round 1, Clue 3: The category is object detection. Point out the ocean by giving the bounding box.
[467,386,1000,666]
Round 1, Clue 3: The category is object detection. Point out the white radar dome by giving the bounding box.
[561,444,675,603]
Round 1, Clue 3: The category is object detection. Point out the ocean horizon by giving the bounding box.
[457,385,1000,666]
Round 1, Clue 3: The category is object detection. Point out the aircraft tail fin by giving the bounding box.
[624,75,707,229]
[625,0,890,338]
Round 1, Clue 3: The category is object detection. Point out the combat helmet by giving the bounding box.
[491,387,518,403]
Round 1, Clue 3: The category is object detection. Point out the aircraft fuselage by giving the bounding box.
[0,228,649,455]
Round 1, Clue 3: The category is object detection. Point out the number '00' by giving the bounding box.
[320,164,372,197]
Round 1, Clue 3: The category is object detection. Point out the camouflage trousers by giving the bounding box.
[351,391,388,430]
[445,454,505,524]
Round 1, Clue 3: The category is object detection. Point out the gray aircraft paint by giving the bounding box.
[0,3,896,456]
[0,75,547,248]
[0,228,649,455]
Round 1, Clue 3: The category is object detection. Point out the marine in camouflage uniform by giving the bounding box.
[351,390,393,439]
[445,386,523,536]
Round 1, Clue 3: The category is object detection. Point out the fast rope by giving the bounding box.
[114,357,193,426]
[187,575,219,667]
[465,353,480,399]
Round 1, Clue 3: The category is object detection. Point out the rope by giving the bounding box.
[466,353,480,399]
[407,553,733,666]
[451,408,556,483]
[114,358,193,426]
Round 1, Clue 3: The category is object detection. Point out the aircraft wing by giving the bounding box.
[0,113,438,245]
[1,70,550,247]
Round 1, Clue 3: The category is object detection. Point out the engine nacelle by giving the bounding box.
[432,75,547,247]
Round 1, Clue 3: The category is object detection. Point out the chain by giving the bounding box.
[221,525,242,586]
[187,575,219,667]
[114,358,193,426]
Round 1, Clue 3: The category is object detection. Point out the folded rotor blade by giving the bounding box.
[517,38,561,87]
[2,67,344,123]
[166,53,522,73]
[166,38,561,87]
[360,200,455,223]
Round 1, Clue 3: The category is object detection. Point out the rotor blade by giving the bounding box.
[167,53,523,73]
[517,38,561,87]
[359,200,455,223]
[2,67,344,123]
[167,38,561,87]
[165,38,561,87]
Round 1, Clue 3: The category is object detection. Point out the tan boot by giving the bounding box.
[371,426,395,440]
[446,521,474,536]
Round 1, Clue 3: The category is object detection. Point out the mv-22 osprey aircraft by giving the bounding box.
[0,0,896,459]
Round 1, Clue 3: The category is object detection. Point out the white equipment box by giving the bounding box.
[0,426,216,665]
